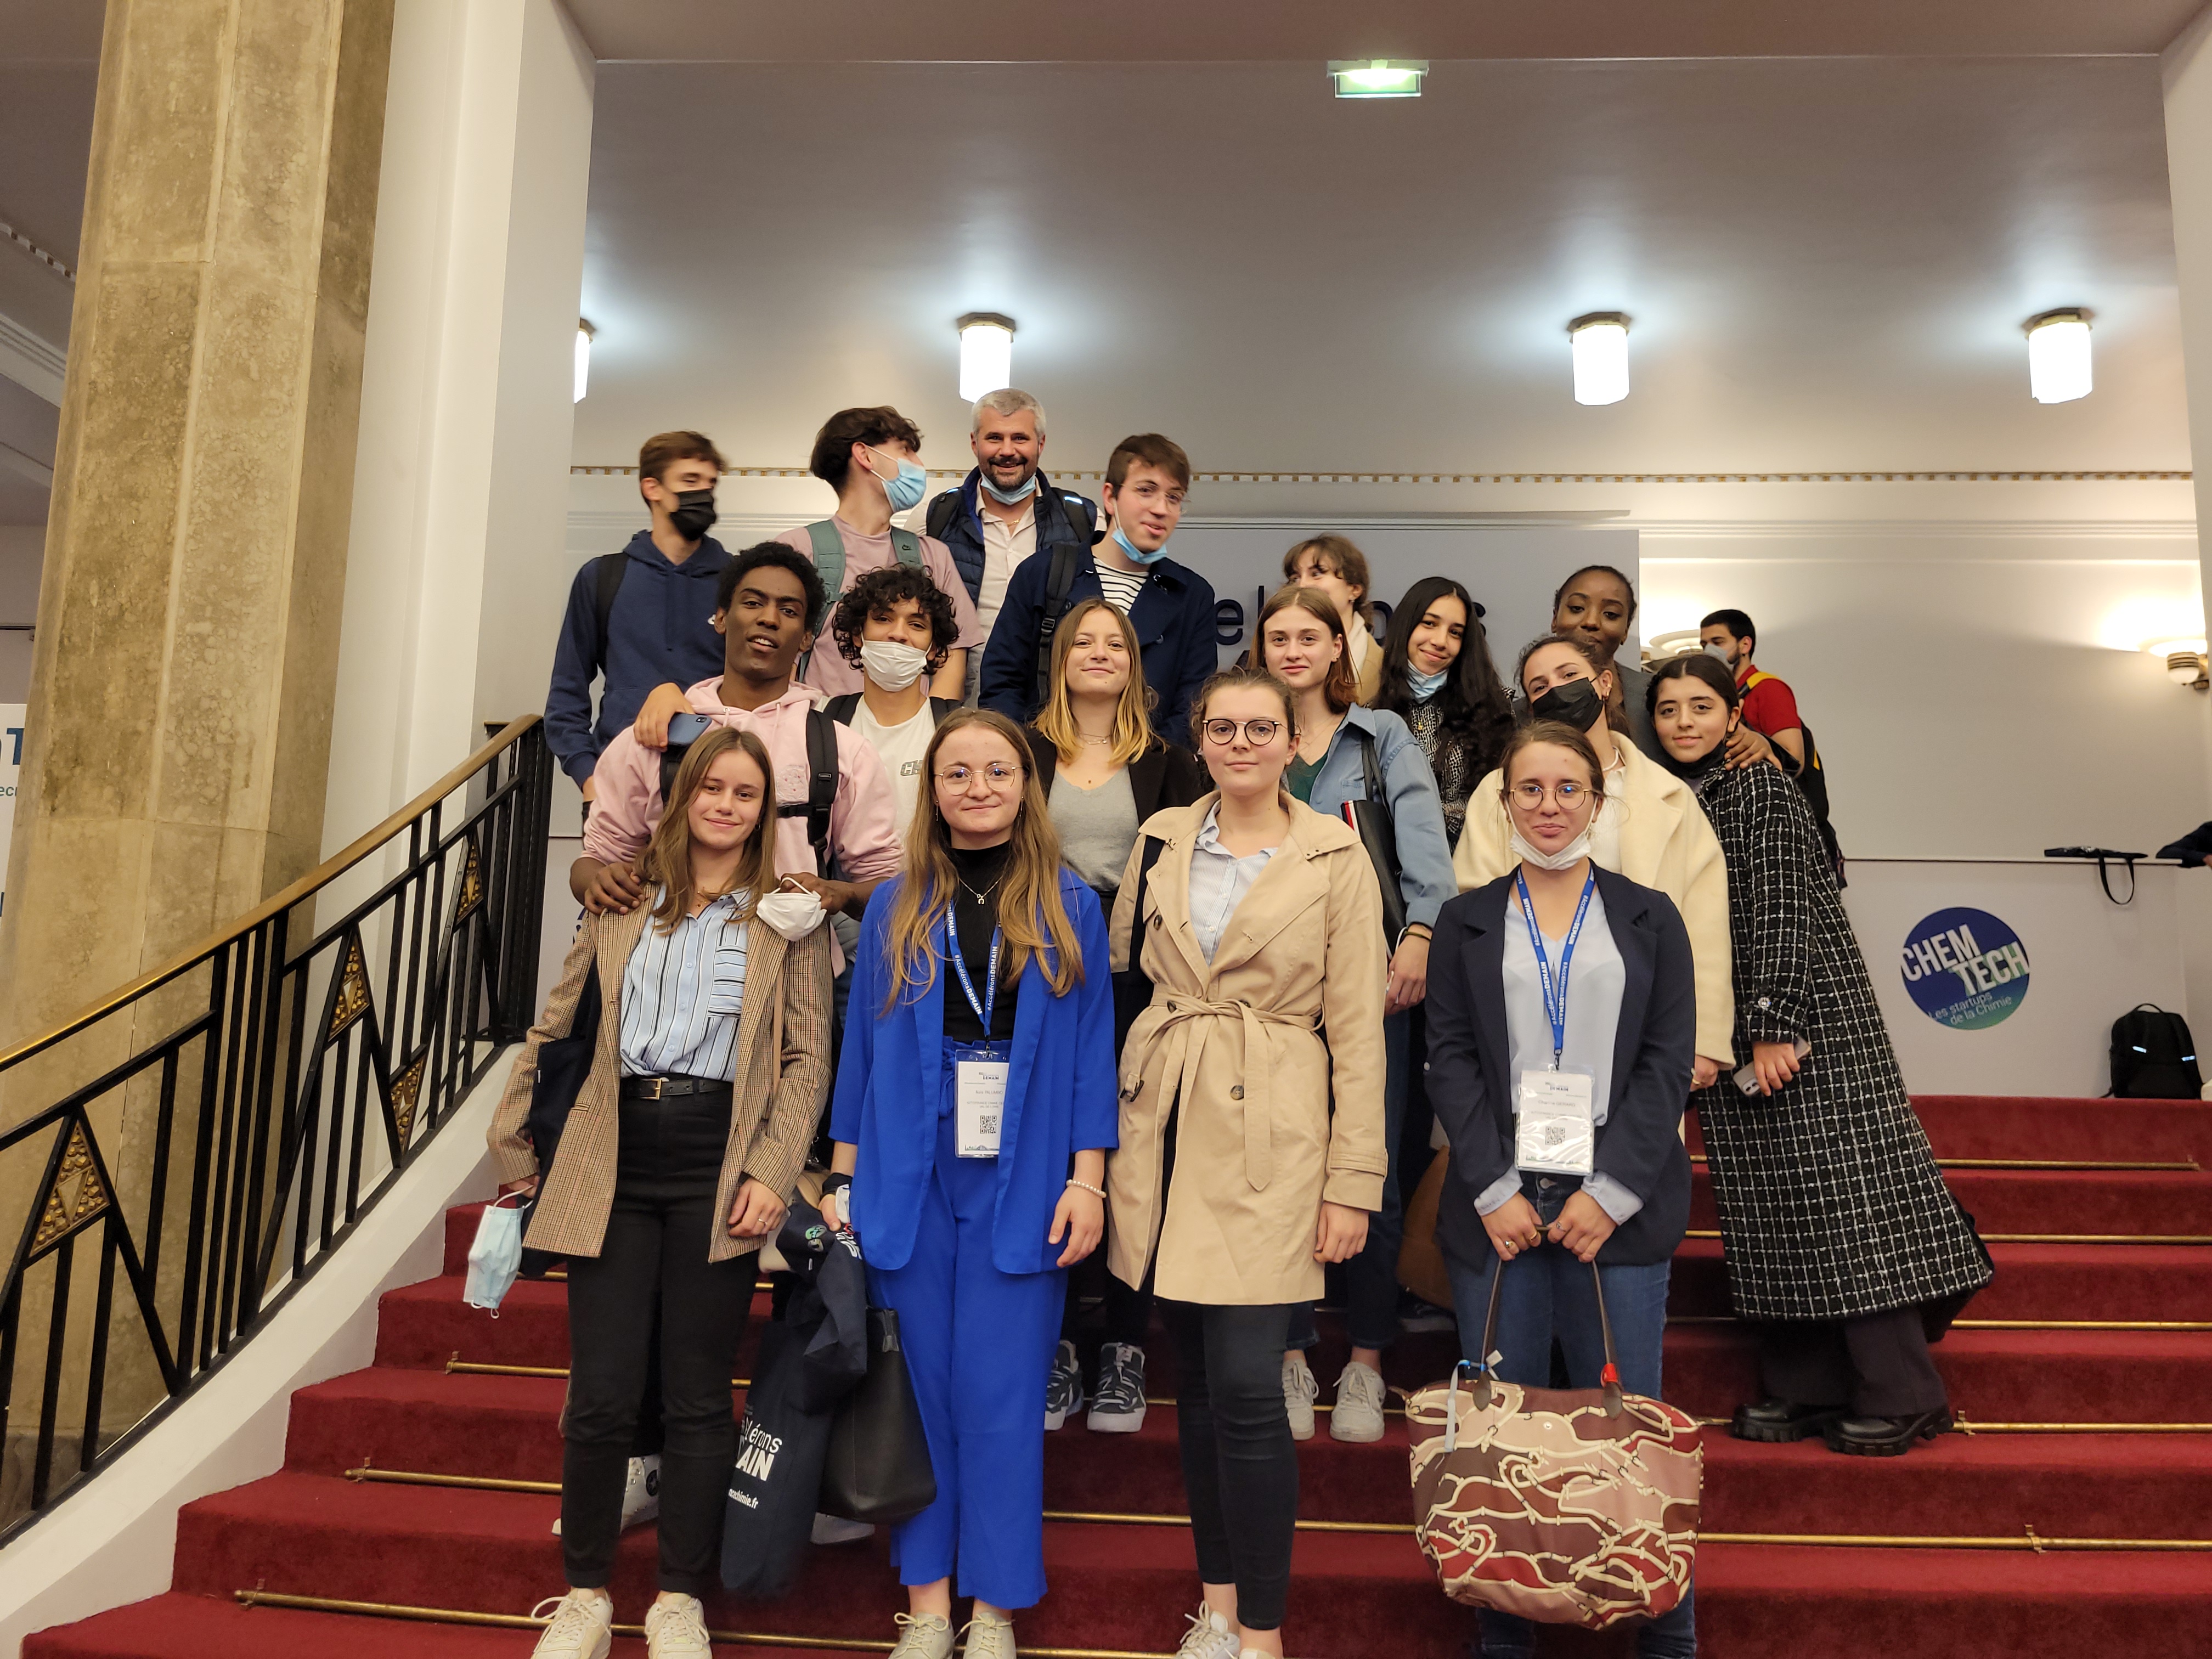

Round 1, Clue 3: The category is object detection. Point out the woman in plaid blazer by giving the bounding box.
[491,727,833,1659]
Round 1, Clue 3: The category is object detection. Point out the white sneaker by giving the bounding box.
[890,1612,956,1659]
[643,1595,712,1659]
[1330,1359,1387,1443]
[551,1453,661,1536]
[1174,1601,1240,1659]
[1282,1351,1319,1441]
[811,1510,876,1544]
[528,1590,613,1659]
[960,1606,1018,1658]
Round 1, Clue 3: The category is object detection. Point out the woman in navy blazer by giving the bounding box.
[1423,720,1697,1659]
[825,709,1118,1659]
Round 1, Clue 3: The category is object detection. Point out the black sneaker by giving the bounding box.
[1731,1398,1848,1443]
[1086,1341,1148,1433]
[1044,1339,1084,1431]
[1398,1297,1457,1334]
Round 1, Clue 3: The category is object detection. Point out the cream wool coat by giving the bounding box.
[1452,734,1735,1060]
[1107,795,1389,1305]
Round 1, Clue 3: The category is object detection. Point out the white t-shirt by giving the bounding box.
[848,699,938,840]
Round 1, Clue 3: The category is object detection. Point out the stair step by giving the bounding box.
[1697,1096,2212,1166]
[1687,1165,2212,1235]
[163,1474,2212,1659]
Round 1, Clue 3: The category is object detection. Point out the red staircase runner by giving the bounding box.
[24,1093,2212,1658]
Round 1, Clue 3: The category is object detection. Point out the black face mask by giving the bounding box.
[1529,676,1604,730]
[668,488,718,541]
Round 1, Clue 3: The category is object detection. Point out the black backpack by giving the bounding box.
[661,708,841,878]
[2109,1004,2202,1099]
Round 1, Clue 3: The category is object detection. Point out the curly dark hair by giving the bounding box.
[716,541,826,628]
[831,563,959,670]
[1375,575,1516,778]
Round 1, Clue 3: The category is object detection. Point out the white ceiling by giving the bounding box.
[572,57,2191,478]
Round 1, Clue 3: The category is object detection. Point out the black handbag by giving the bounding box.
[1343,727,1410,943]
[817,1306,937,1525]
[517,957,600,1278]
[721,1317,837,1598]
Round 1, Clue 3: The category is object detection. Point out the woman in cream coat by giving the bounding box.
[1107,665,1386,1659]
[1454,635,1734,1085]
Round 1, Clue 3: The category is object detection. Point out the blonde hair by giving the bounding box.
[1033,597,1155,769]
[636,727,779,932]
[1259,584,1361,713]
[879,709,1084,1012]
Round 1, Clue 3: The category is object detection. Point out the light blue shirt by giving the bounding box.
[618,889,750,1080]
[1474,883,1645,1225]
[1187,804,1277,963]
[1298,705,1457,935]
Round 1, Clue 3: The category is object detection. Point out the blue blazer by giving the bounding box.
[830,870,1120,1275]
[1424,865,1696,1268]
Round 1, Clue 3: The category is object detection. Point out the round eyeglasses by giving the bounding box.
[1505,780,1593,810]
[934,763,1023,793]
[1199,718,1284,747]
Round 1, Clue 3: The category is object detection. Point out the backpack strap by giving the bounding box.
[925,491,961,544]
[658,735,690,808]
[1124,833,1167,977]
[1353,724,1386,803]
[591,552,628,668]
[805,520,845,631]
[824,693,862,726]
[805,707,839,876]
[928,696,962,723]
[1033,543,1088,708]
[889,527,923,569]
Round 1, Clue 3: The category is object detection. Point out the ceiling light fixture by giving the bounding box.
[957,312,1015,403]
[574,319,595,403]
[1569,313,1630,406]
[2025,308,2091,404]
[1328,59,1427,99]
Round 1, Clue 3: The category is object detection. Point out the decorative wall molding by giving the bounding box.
[573,464,2193,485]
[0,215,74,284]
[0,309,65,405]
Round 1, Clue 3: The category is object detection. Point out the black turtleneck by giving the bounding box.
[944,841,1019,1043]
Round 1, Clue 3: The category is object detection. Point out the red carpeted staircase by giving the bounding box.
[23,1094,2212,1658]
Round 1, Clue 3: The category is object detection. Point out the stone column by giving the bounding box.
[0,0,396,1046]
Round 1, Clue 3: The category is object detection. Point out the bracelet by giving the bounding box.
[1065,1178,1105,1198]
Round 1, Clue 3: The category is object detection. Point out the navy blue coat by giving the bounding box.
[1424,865,1696,1267]
[979,550,1219,745]
[929,469,1097,603]
[830,870,1119,1276]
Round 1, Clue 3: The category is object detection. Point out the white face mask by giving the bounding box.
[859,639,930,692]
[1509,823,1596,872]
[756,886,828,940]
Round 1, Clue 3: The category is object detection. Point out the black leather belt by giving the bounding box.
[619,1075,732,1100]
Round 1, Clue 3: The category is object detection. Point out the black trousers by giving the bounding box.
[1757,1305,1948,1418]
[1060,1258,1156,1349]
[562,1091,753,1595]
[1158,1299,1297,1632]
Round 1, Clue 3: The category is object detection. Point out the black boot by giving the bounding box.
[1731,1398,1848,1443]
[1821,1407,1953,1457]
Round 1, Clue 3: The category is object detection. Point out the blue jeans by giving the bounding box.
[1289,1007,1409,1353]
[1444,1177,1695,1659]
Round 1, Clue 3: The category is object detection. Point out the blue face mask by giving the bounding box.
[1111,522,1167,566]
[979,470,1040,505]
[464,1193,528,1314]
[1406,664,1451,701]
[869,448,929,514]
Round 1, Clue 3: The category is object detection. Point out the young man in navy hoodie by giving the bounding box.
[543,431,732,808]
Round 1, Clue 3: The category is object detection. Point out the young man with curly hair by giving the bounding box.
[825,563,964,836]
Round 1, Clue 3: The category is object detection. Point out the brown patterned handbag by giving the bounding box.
[1404,1256,1702,1629]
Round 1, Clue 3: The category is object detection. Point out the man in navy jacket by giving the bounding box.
[927,389,1098,645]
[543,431,731,804]
[979,433,1216,744]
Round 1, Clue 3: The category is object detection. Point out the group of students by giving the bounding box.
[496,391,1990,1659]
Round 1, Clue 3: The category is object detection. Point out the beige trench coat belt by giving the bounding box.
[1143,996,1321,1192]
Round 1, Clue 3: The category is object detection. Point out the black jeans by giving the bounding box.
[1159,1299,1297,1632]
[562,1091,753,1595]
[1758,1305,1949,1418]
[1060,1259,1156,1350]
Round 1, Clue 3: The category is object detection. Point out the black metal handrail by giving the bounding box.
[0,717,553,1540]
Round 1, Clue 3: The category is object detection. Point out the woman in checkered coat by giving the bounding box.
[1647,654,1991,1458]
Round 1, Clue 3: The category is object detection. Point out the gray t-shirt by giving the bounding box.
[1050,766,1141,896]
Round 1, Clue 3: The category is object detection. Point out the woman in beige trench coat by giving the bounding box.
[1105,665,1387,1659]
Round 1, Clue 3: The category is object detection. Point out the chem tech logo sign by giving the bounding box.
[1899,908,2030,1030]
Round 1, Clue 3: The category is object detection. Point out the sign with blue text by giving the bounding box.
[0,704,21,919]
[1899,906,2030,1030]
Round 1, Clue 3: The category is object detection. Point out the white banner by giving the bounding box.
[0,703,21,920]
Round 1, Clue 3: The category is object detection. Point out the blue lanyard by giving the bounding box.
[945,907,1002,1035]
[1515,867,1596,1069]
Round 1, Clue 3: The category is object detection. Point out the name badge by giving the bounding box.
[1516,1067,1596,1176]
[956,1049,1009,1159]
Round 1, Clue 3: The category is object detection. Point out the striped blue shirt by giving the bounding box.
[619,890,751,1080]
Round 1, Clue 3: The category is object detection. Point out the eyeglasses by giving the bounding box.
[1505,781,1594,810]
[934,763,1024,792]
[1199,718,1284,747]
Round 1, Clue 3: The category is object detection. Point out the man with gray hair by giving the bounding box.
[926,387,1099,701]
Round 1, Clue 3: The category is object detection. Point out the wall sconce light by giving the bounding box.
[1328,60,1428,98]
[1570,313,1631,405]
[957,313,1015,403]
[574,319,595,403]
[2026,308,2092,404]
[2148,637,2210,689]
